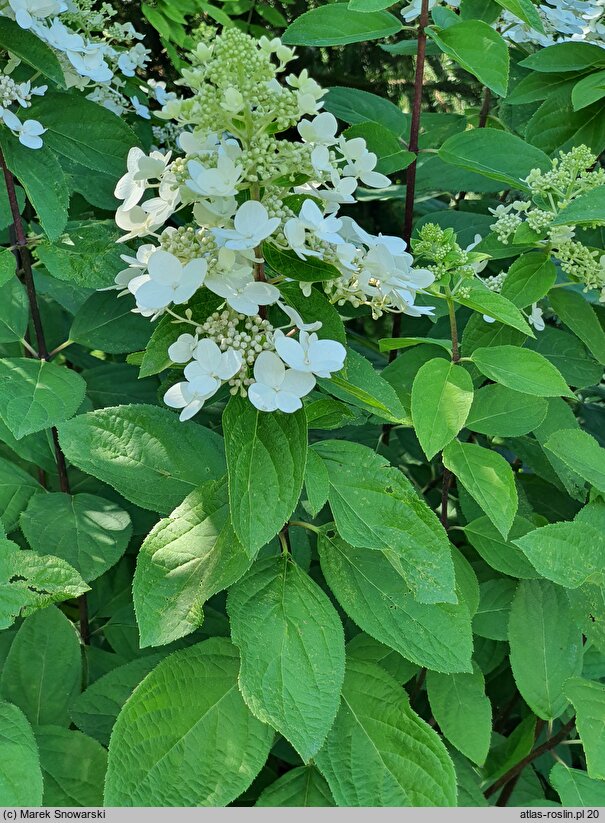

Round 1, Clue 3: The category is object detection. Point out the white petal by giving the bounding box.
[248,383,278,412]
[163,382,189,409]
[275,391,304,413]
[275,335,307,371]
[281,369,316,397]
[193,338,222,372]
[234,200,267,235]
[253,350,285,388]
[148,250,181,284]
[179,399,205,421]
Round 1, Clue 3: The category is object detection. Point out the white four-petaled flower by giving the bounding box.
[275,330,346,378]
[130,249,207,311]
[248,351,315,413]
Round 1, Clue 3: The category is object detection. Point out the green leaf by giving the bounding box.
[0,607,81,727]
[471,345,573,397]
[35,726,107,806]
[379,336,452,353]
[507,71,575,105]
[282,4,401,46]
[264,243,341,282]
[228,556,345,761]
[256,766,334,806]
[324,86,408,135]
[0,133,69,241]
[83,362,158,409]
[572,70,605,111]
[314,658,457,806]
[318,530,473,673]
[0,248,17,284]
[318,349,407,423]
[0,701,43,806]
[303,447,330,517]
[565,677,605,780]
[524,91,605,157]
[0,358,86,439]
[526,326,602,389]
[70,290,152,354]
[427,21,509,97]
[37,220,126,290]
[514,518,605,588]
[500,253,557,309]
[472,578,517,641]
[70,656,162,746]
[133,477,252,647]
[439,130,550,190]
[346,633,420,684]
[343,122,414,174]
[549,289,605,365]
[466,384,547,437]
[544,429,605,493]
[550,763,605,806]
[0,454,42,532]
[0,17,65,87]
[411,358,474,460]
[520,42,605,72]
[104,639,274,806]
[508,580,583,720]
[443,440,517,538]
[223,395,307,553]
[20,492,131,583]
[426,663,492,765]
[0,539,88,630]
[29,92,140,176]
[0,277,28,344]
[464,515,541,579]
[552,186,605,228]
[455,281,534,336]
[493,0,543,30]
[58,404,226,514]
[314,441,456,605]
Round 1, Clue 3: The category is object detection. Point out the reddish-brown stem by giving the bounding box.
[485,718,575,800]
[0,151,89,645]
[383,0,430,446]
[478,87,492,129]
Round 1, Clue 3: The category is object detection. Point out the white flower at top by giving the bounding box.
[248,351,316,413]
[212,201,280,252]
[114,147,172,211]
[298,112,339,146]
[205,269,280,316]
[8,0,66,29]
[275,330,346,378]
[130,249,207,312]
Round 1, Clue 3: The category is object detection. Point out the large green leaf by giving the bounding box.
[549,288,605,364]
[314,440,456,604]
[473,579,516,641]
[264,243,341,282]
[37,221,126,290]
[439,130,550,190]
[35,726,107,806]
[0,607,81,727]
[520,42,605,72]
[0,701,43,806]
[104,639,274,806]
[70,656,162,746]
[228,556,345,761]
[315,658,457,806]
[500,253,557,309]
[544,429,605,493]
[0,358,86,439]
[565,677,605,780]
[0,454,42,533]
[324,86,408,135]
[411,358,474,460]
[428,20,509,96]
[526,326,602,389]
[514,518,605,588]
[465,385,548,436]
[0,18,65,86]
[57,405,226,514]
[223,395,307,553]
[20,492,131,583]
[471,346,573,397]
[454,280,534,335]
[318,530,473,673]
[0,277,28,344]
[256,766,334,806]
[133,477,252,647]
[508,580,583,720]
[426,664,492,766]
[0,539,88,630]
[442,440,517,538]
[550,763,605,806]
[464,515,540,579]
[282,4,401,45]
[29,92,140,176]
[0,133,69,241]
[572,70,605,111]
[70,290,152,354]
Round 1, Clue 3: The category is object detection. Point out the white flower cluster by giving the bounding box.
[109,27,435,419]
[0,58,47,147]
[400,0,605,48]
[1,0,154,135]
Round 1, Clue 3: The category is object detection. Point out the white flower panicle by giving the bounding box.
[0,0,156,134]
[108,27,434,418]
